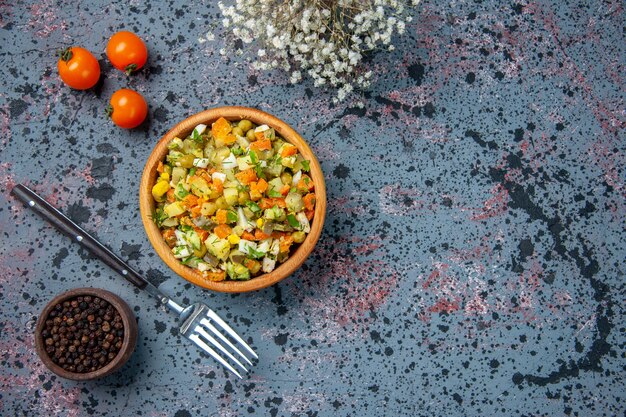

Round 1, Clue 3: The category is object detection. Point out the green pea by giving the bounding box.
[246,129,256,141]
[280,172,292,185]
[238,119,253,133]
[232,126,244,137]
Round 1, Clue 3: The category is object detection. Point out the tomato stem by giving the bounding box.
[124,64,138,76]
[58,47,73,63]
[104,104,113,118]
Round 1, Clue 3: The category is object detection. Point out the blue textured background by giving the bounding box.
[1,1,624,416]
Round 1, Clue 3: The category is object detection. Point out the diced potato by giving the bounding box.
[200,202,217,216]
[213,146,231,163]
[190,177,210,197]
[285,192,304,212]
[204,234,231,261]
[215,196,228,210]
[237,156,253,171]
[162,217,179,227]
[164,202,185,218]
[223,188,239,206]
[262,256,276,273]
[171,167,187,186]
[281,155,297,168]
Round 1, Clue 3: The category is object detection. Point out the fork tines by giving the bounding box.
[182,305,258,379]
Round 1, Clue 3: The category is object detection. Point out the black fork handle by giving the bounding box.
[12,183,151,290]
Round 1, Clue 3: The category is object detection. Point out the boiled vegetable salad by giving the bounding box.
[151,117,316,282]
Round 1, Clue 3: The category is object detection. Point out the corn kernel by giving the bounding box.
[160,172,170,181]
[228,234,240,245]
[256,218,264,228]
[151,180,170,201]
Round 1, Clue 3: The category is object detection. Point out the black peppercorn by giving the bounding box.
[40,295,125,373]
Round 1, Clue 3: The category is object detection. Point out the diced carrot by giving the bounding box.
[271,231,287,239]
[244,259,258,270]
[157,161,164,173]
[235,168,257,185]
[214,224,232,239]
[249,189,262,201]
[297,174,314,192]
[241,231,256,241]
[279,235,294,253]
[183,194,199,208]
[215,209,228,224]
[254,229,270,240]
[279,184,291,196]
[213,178,224,193]
[162,229,177,248]
[223,133,237,145]
[199,171,212,184]
[166,188,176,203]
[250,179,268,194]
[195,228,209,242]
[280,144,297,157]
[249,138,271,151]
[303,193,316,211]
[256,178,268,193]
[204,270,226,282]
[256,130,270,141]
[305,209,315,221]
[211,117,232,141]
[259,197,286,209]
[189,205,202,218]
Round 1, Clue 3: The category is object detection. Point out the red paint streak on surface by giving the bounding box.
[40,71,63,117]
[76,163,97,185]
[28,0,68,37]
[588,141,626,212]
[525,2,625,136]
[379,184,435,216]
[470,184,509,221]
[422,263,448,289]
[0,325,82,416]
[327,195,367,216]
[311,142,340,160]
[427,297,460,313]
[449,239,493,263]
[0,2,12,28]
[465,293,489,315]
[296,235,398,336]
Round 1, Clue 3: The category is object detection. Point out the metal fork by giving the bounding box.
[12,184,258,379]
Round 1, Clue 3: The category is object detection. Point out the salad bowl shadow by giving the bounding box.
[139,106,326,292]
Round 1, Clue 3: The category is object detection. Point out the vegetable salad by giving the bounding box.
[151,117,316,282]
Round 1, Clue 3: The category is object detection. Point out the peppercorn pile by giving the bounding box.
[41,296,124,373]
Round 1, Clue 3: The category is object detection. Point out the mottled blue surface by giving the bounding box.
[1,1,624,416]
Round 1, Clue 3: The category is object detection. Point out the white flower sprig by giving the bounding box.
[217,0,421,102]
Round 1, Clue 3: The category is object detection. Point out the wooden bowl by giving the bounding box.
[34,288,138,381]
[139,106,326,292]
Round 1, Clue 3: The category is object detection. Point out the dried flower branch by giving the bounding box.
[218,0,421,102]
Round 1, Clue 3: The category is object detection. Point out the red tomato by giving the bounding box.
[57,47,101,90]
[106,31,148,75]
[107,89,148,129]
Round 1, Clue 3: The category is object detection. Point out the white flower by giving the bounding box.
[216,0,421,101]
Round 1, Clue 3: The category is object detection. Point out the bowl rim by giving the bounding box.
[34,287,138,381]
[139,106,326,292]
